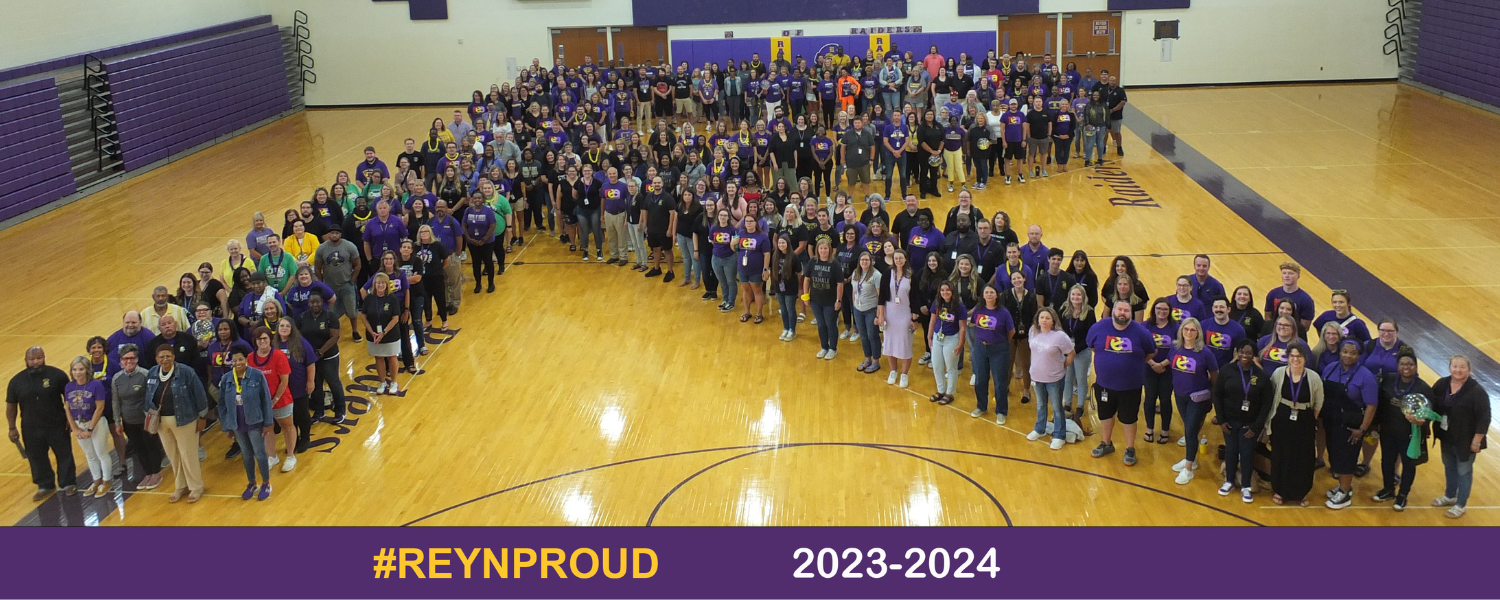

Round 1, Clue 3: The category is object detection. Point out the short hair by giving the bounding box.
[364,145,376,153]
[1194,253,1210,264]
[86,336,107,351]
[1279,261,1302,275]
[1047,247,1064,259]
[118,343,139,360]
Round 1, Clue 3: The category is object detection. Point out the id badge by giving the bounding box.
[1289,409,1298,422]
[935,332,945,343]
[950,251,957,260]
[1241,400,1250,412]
[235,394,244,407]
[743,254,749,267]
[977,265,983,274]
[1100,390,1109,403]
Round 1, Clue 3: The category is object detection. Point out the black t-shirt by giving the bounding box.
[6,366,69,430]
[769,135,798,166]
[677,202,703,237]
[932,76,952,97]
[644,193,679,235]
[674,76,693,99]
[966,126,992,158]
[1104,85,1128,119]
[559,178,585,211]
[297,309,340,358]
[398,258,427,296]
[416,242,449,285]
[397,151,425,178]
[201,278,228,317]
[1026,109,1053,139]
[361,293,401,336]
[806,259,843,305]
[145,332,197,371]
[806,225,837,257]
[916,124,944,153]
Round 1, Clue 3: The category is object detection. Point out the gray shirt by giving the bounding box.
[491,139,522,166]
[841,126,877,168]
[315,239,361,288]
[111,368,149,425]
[852,269,883,312]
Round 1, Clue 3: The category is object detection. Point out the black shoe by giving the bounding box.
[474,284,483,294]
[1117,145,1124,156]
[295,442,308,454]
[448,306,458,315]
[1393,494,1408,511]
[1021,396,1031,404]
[662,271,675,283]
[701,291,714,300]
[645,268,662,277]
[606,258,620,265]
[1372,488,1396,502]
[560,234,571,244]
[225,444,241,459]
[352,331,362,342]
[487,282,496,293]
[596,253,604,261]
[333,413,346,424]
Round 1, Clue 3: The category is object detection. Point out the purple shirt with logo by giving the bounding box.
[1087,319,1157,390]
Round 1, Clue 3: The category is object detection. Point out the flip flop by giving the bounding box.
[753,316,764,324]
[1144,432,1155,443]
[740,314,751,323]
[1157,432,1170,444]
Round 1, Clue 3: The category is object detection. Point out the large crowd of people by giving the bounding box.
[3,45,1488,519]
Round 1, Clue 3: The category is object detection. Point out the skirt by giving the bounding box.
[881,300,913,360]
[1269,407,1317,502]
[368,340,400,357]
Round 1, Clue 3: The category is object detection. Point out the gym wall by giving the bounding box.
[0,0,265,72]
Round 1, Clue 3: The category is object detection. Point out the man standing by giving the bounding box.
[1189,254,1225,308]
[107,311,155,364]
[1034,248,1077,310]
[922,45,945,80]
[640,176,678,281]
[1203,297,1247,368]
[315,227,363,339]
[257,235,294,292]
[601,167,633,265]
[673,64,695,126]
[145,315,198,374]
[428,201,465,315]
[142,286,190,335]
[448,110,473,145]
[1020,224,1049,275]
[841,114,877,192]
[1087,300,1157,466]
[1103,75,1127,156]
[7,347,76,500]
[362,200,409,264]
[1264,261,1316,337]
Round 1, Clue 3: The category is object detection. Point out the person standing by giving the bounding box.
[1060,285,1096,421]
[144,344,209,503]
[849,251,884,373]
[926,282,968,405]
[1086,300,1157,466]
[1027,307,1073,448]
[64,357,113,498]
[110,344,163,490]
[842,114,877,192]
[297,293,345,424]
[804,239,845,359]
[219,345,276,501]
[1167,317,1219,485]
[1320,339,1379,509]
[7,347,76,500]
[1213,339,1272,502]
[1265,342,1322,506]
[1372,350,1428,511]
[1428,354,1489,519]
[1102,75,1127,156]
[315,227,363,340]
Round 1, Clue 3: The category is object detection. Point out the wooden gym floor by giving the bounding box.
[2,82,1497,526]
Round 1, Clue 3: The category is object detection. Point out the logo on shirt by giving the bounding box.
[712,231,731,244]
[910,234,929,247]
[1263,345,1286,363]
[1104,335,1133,353]
[974,314,997,330]
[1170,307,1188,322]
[1172,354,1197,373]
[1206,330,1229,349]
[1152,333,1172,349]
[939,310,956,323]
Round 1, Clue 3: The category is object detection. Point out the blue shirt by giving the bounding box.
[1189,273,1225,307]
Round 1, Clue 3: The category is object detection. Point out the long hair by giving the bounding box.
[1175,317,1206,352]
[1106,273,1142,308]
[276,317,306,364]
[769,235,797,283]
[1064,249,1094,280]
[1031,306,1062,338]
[1311,321,1344,360]
[1062,283,1090,319]
[933,282,961,316]
[947,254,982,296]
[915,255,949,293]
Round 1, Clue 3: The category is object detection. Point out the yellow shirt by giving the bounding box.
[284,233,320,264]
[221,254,258,283]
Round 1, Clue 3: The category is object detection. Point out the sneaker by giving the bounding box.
[1177,436,1187,447]
[817,349,828,359]
[596,253,604,261]
[1091,442,1115,458]
[662,271,675,283]
[645,268,662,278]
[1326,489,1352,509]
[1026,430,1042,441]
[376,382,389,394]
[1004,176,1012,185]
[947,184,954,192]
[974,409,987,419]
[606,258,620,265]
[1123,448,1137,466]
[225,445,242,459]
[1326,487,1339,500]
[996,414,1007,425]
[969,374,976,386]
[199,447,206,462]
[785,331,795,341]
[1175,467,1194,484]
[887,371,898,385]
[242,483,257,500]
[582,253,590,261]
[1050,438,1065,450]
[1171,459,1198,472]
[268,454,280,468]
[1393,495,1408,511]
[1446,506,1467,519]
[390,381,399,394]
[1371,489,1395,503]
[1433,496,1456,507]
[281,455,297,473]
[1018,175,1027,183]
[824,350,837,360]
[1041,169,1049,177]
[258,484,272,501]
[898,374,909,388]
[848,331,860,343]
[779,330,789,341]
[1218,482,1234,496]
[1242,488,1255,503]
[839,330,850,341]
[918,352,931,366]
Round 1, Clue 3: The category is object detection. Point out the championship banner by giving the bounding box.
[771,36,792,64]
[0,526,1490,598]
[869,33,890,58]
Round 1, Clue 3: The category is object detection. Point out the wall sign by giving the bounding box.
[851,25,922,34]
[1092,19,1110,35]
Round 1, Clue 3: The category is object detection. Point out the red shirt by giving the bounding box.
[249,350,294,409]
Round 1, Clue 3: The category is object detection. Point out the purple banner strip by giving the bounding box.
[0,526,1486,598]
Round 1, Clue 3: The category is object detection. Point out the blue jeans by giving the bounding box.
[1085,127,1108,163]
[1442,443,1475,506]
[232,428,272,486]
[712,254,738,305]
[777,293,798,332]
[1033,379,1068,439]
[971,340,1010,414]
[812,302,839,351]
[1064,347,1092,410]
[884,152,908,199]
[930,333,962,395]
[1224,421,1256,488]
[576,208,602,252]
[882,91,901,115]
[677,234,700,283]
[1175,393,1211,461]
[854,307,881,359]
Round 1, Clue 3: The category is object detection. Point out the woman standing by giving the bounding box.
[1258,315,1299,373]
[1102,274,1146,322]
[709,208,739,312]
[1143,299,1178,445]
[770,235,802,341]
[880,249,916,387]
[361,273,403,394]
[849,251,884,373]
[463,190,500,293]
[1027,307,1072,446]
[144,344,209,503]
[1428,354,1488,518]
[913,253,948,366]
[65,357,112,498]
[1060,285,1097,421]
[1229,286,1265,340]
[927,282,968,405]
[1265,341,1323,506]
[810,125,835,200]
[1169,317,1219,484]
[297,292,345,424]
[836,228,863,340]
[1003,269,1037,404]
[963,283,1013,422]
[676,190,704,289]
[1063,251,1098,308]
[274,317,316,467]
[1313,290,1370,345]
[219,346,275,501]
[415,226,451,331]
[1372,351,1427,510]
[398,240,430,358]
[246,327,294,474]
[804,239,845,358]
[365,251,414,372]
[1214,339,1272,502]
[737,216,771,324]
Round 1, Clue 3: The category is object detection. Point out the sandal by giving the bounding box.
[740,314,751,323]
[937,395,954,405]
[1144,432,1155,443]
[929,394,943,403]
[753,316,764,324]
[569,244,577,251]
[1272,494,1284,506]
[1157,431,1170,444]
[1354,464,1370,478]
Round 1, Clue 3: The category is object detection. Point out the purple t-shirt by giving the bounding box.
[1000,111,1026,142]
[969,305,1015,346]
[811,136,835,162]
[1019,242,1049,273]
[1189,274,1225,307]
[363,216,408,257]
[1312,310,1371,345]
[64,380,108,423]
[430,215,463,252]
[943,125,966,152]
[931,301,969,337]
[601,181,631,213]
[463,206,497,244]
[737,232,771,276]
[709,225,737,258]
[1166,295,1207,323]
[1170,346,1219,397]
[1086,319,1157,390]
[277,337,318,399]
[906,226,945,271]
[883,123,909,153]
[1202,318,1247,367]
[1264,286,1316,322]
[1257,334,1292,371]
[285,281,337,316]
[1321,361,1379,407]
[1145,320,1178,364]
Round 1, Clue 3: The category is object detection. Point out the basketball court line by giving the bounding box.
[1123,104,1500,395]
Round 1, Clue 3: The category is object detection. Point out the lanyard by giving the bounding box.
[1396,378,1416,397]
[1288,375,1303,406]
[1007,261,1022,277]
[1239,365,1252,398]
[232,369,244,394]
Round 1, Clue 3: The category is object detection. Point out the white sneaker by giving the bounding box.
[972,409,984,418]
[267,454,280,468]
[816,349,828,359]
[1242,488,1255,503]
[390,381,399,394]
[839,330,849,341]
[887,371,898,385]
[1050,438,1065,450]
[1433,496,1456,507]
[1218,482,1234,496]
[899,374,909,388]
[824,350,837,360]
[1026,431,1042,441]
[1177,436,1187,447]
[996,414,1007,425]
[785,331,795,341]
[1175,468,1194,485]
[281,455,297,473]
[376,382,389,394]
[779,330,789,341]
[1171,459,1199,472]
[848,332,860,343]
[970,374,976,385]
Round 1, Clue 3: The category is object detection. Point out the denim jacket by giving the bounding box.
[216,368,275,430]
[143,365,209,422]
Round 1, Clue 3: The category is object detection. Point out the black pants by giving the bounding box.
[409,294,428,352]
[312,352,347,418]
[702,250,719,297]
[1223,421,1255,488]
[1380,426,1420,496]
[525,188,552,232]
[292,394,312,451]
[22,426,76,489]
[120,421,163,477]
[1143,368,1174,431]
[424,279,449,323]
[821,100,836,127]
[918,155,941,197]
[812,162,833,198]
[469,240,497,285]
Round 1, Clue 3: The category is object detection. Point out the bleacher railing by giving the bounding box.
[294,10,316,92]
[82,54,120,172]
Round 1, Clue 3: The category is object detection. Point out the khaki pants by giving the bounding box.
[603,211,630,260]
[943,149,966,185]
[635,101,652,134]
[158,415,204,493]
[444,253,463,310]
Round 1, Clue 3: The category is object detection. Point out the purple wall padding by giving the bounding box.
[1107,0,1190,8]
[0,79,76,222]
[0,16,273,85]
[635,0,905,27]
[1414,0,1500,107]
[106,24,291,171]
[958,0,1040,16]
[672,31,997,71]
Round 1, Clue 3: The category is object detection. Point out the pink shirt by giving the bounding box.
[923,54,946,79]
[1029,329,1073,384]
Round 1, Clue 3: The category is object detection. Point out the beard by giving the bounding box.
[1113,315,1130,327]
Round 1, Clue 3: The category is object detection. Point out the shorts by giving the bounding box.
[1323,414,1362,475]
[1004,143,1026,160]
[674,98,694,116]
[739,272,765,284]
[272,403,294,420]
[334,284,358,319]
[1094,385,1142,425]
[648,233,672,249]
[1108,118,1122,133]
[847,163,871,184]
[654,98,673,116]
[562,212,579,225]
[1027,138,1051,160]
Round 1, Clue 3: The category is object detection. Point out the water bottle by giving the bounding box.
[1199,435,1209,458]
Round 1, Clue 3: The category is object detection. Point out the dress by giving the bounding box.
[1270,373,1317,502]
[883,272,913,359]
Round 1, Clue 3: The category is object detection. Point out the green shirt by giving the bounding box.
[258,251,294,291]
[485,193,512,234]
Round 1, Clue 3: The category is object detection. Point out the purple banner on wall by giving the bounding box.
[957,0,1039,16]
[633,0,905,27]
[1107,0,1190,9]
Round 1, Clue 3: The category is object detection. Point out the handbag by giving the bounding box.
[1189,389,1212,403]
[144,408,161,434]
